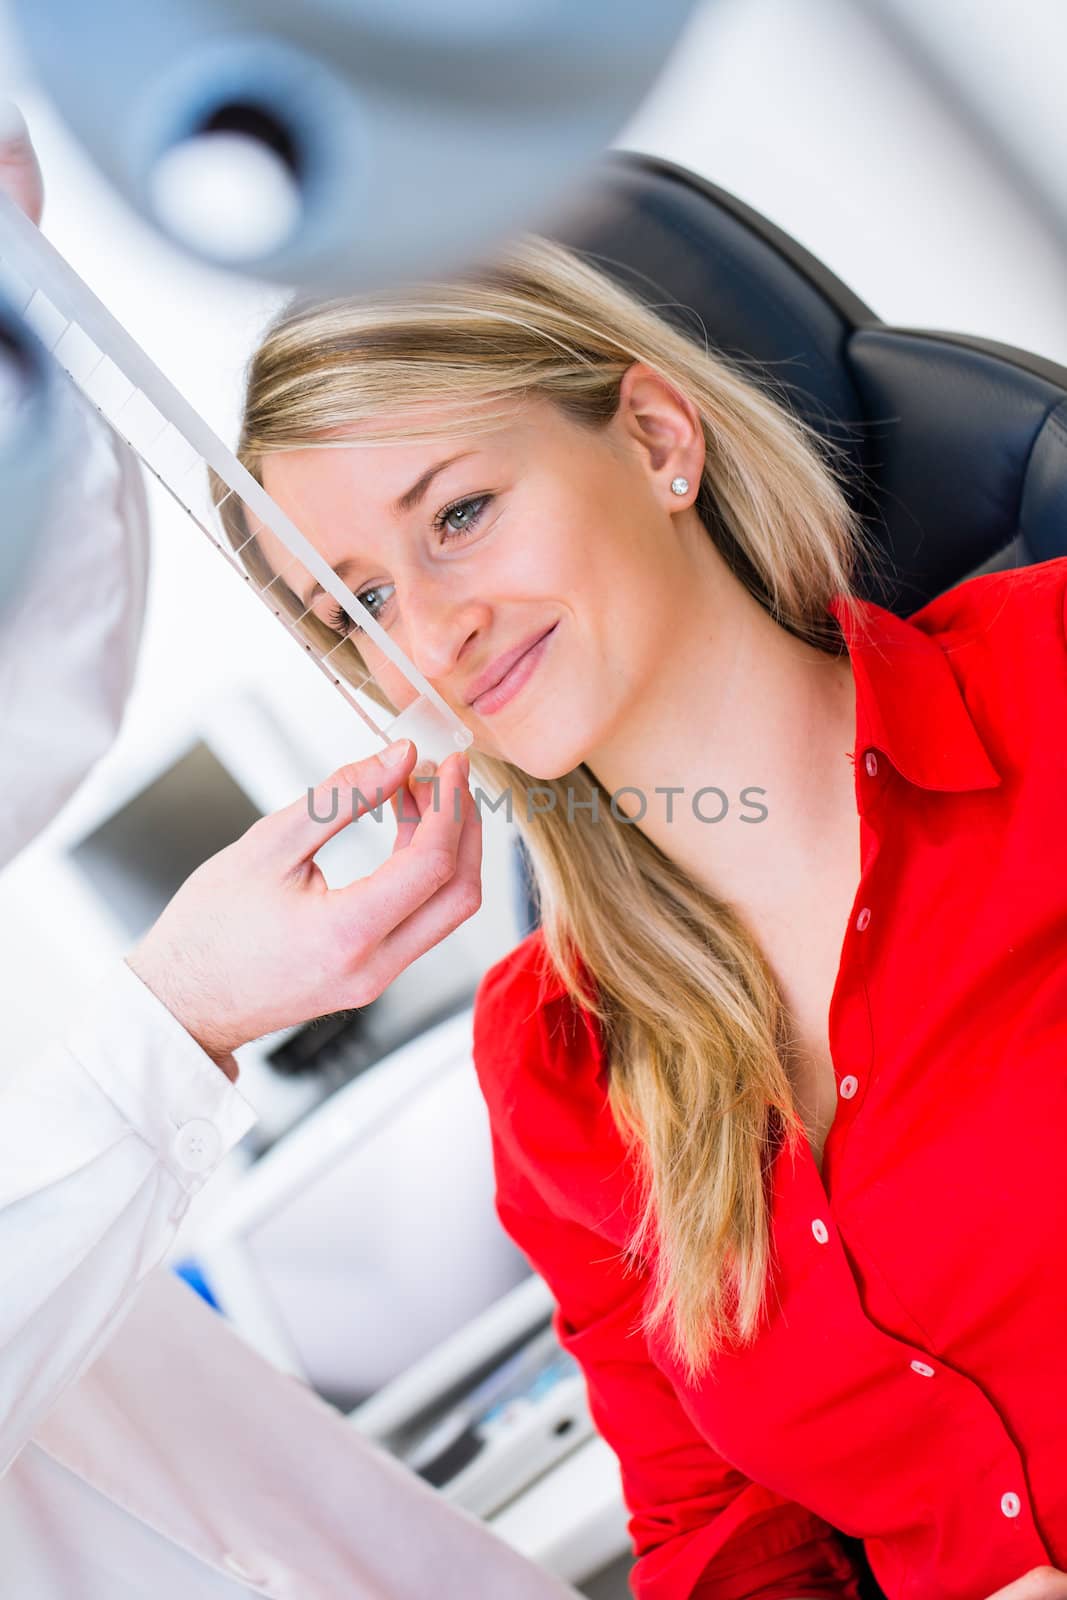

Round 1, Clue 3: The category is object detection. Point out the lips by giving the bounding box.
[464,625,557,707]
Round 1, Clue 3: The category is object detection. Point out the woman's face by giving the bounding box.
[258,362,706,779]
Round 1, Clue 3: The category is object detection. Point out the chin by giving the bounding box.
[480,734,591,784]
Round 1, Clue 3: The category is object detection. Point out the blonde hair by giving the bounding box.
[218,233,884,1380]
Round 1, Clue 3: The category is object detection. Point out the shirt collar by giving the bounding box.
[530,588,1004,1011]
[827,591,1002,794]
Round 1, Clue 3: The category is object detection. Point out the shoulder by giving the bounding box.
[909,557,1067,740]
[472,930,635,1238]
[907,554,1067,651]
[472,928,600,1107]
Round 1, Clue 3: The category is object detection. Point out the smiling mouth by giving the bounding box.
[469,623,558,715]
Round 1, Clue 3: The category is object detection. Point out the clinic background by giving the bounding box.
[4,0,1066,1088]
[0,1,1064,1591]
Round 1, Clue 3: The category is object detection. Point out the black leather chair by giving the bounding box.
[512,146,1067,943]
[508,151,1067,1598]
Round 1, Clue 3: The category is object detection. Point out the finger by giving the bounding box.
[334,779,484,1001]
[327,753,474,940]
[389,784,421,853]
[0,100,44,224]
[388,747,456,851]
[269,741,416,864]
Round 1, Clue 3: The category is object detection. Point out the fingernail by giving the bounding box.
[412,757,438,780]
[380,738,412,768]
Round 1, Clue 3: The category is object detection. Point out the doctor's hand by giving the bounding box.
[125,741,481,1082]
[0,100,44,224]
[983,1569,1067,1597]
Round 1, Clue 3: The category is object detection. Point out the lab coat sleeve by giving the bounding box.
[0,956,258,1477]
[0,374,151,867]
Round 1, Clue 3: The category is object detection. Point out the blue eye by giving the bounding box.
[327,494,492,638]
[434,494,490,537]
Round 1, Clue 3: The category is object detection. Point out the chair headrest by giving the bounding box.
[549,150,1067,610]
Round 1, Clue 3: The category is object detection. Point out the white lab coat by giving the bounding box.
[0,384,577,1599]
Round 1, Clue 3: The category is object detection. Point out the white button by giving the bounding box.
[839,1074,859,1099]
[855,907,872,932]
[1000,1492,1021,1519]
[811,1218,829,1244]
[910,1360,935,1377]
[173,1119,221,1174]
[222,1552,266,1582]
[864,750,879,777]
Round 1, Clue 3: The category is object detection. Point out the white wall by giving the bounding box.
[617,0,1067,361]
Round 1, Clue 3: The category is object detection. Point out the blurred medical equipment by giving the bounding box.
[0,188,472,766]
[193,1009,537,1409]
[6,0,700,288]
[188,1004,630,1585]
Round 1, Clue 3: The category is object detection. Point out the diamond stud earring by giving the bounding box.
[670,476,690,496]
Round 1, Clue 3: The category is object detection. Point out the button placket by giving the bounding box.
[818,763,886,1188]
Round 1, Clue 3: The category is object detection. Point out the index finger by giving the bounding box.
[331,752,472,934]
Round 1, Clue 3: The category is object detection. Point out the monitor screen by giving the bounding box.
[67,739,262,941]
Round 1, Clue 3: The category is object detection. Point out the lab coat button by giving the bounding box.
[174,1118,222,1173]
[839,1074,859,1099]
[811,1218,829,1244]
[864,750,879,777]
[910,1360,935,1377]
[856,906,872,932]
[1000,1492,1021,1519]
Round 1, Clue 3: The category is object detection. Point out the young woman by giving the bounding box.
[225,233,1067,1600]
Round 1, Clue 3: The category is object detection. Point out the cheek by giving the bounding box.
[350,640,415,714]
[371,662,419,712]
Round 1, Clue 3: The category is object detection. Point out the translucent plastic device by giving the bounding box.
[0,189,474,768]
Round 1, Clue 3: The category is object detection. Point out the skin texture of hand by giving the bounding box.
[125,741,482,1081]
[0,99,44,224]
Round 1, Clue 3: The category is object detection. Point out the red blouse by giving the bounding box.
[472,556,1067,1600]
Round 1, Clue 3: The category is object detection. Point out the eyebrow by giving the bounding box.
[298,450,478,610]
[392,450,477,517]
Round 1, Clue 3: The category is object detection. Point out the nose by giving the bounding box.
[398,579,491,686]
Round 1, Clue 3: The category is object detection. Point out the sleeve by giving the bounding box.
[473,954,866,1600]
[0,957,258,1476]
[0,376,150,868]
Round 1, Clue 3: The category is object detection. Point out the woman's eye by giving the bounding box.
[327,584,393,637]
[435,493,491,538]
[325,494,492,638]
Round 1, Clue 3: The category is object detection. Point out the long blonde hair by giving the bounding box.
[219,233,884,1380]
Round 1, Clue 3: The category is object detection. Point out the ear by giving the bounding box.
[613,360,705,509]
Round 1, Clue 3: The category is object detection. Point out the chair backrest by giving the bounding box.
[548,149,1067,610]
[510,148,1067,938]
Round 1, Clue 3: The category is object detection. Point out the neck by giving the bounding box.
[584,539,858,923]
